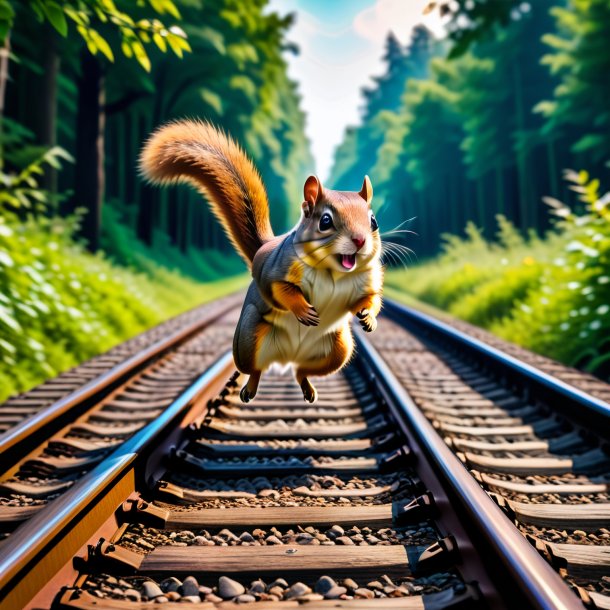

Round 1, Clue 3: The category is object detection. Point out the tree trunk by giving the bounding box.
[33,26,60,195]
[495,164,504,217]
[0,33,10,166]
[137,113,157,245]
[72,51,105,251]
[512,63,529,231]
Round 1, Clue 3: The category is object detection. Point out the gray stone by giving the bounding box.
[268,578,288,589]
[343,579,359,591]
[236,594,256,603]
[249,580,266,594]
[179,576,200,597]
[218,529,239,541]
[239,532,256,543]
[154,596,168,604]
[160,577,182,593]
[218,576,246,599]
[143,581,164,599]
[315,576,337,595]
[335,536,354,545]
[285,583,312,599]
[265,535,283,545]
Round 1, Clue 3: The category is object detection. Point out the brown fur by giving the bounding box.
[140,120,384,403]
[139,120,272,264]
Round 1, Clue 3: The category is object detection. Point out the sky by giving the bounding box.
[266,0,447,182]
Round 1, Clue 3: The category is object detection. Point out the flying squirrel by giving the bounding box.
[140,120,383,403]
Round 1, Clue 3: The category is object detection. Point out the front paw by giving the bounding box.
[297,305,320,327]
[356,309,377,332]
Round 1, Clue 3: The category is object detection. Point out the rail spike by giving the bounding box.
[116,497,169,528]
[74,538,143,573]
[407,535,459,576]
[393,491,438,525]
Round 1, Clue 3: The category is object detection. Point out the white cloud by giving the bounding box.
[266,0,447,182]
[353,0,446,44]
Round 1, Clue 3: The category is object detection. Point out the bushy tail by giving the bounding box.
[139,120,273,264]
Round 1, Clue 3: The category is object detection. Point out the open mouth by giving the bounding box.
[340,254,356,270]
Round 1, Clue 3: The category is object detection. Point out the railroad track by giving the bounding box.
[0,296,608,610]
[368,301,610,609]
[0,294,243,537]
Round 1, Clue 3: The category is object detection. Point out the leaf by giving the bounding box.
[0,0,15,21]
[131,39,151,72]
[149,0,181,19]
[89,30,114,62]
[166,33,183,58]
[199,88,223,115]
[168,24,187,39]
[153,31,166,52]
[0,306,22,333]
[121,40,133,58]
[64,7,88,26]
[42,2,68,37]
[192,25,224,54]
[572,134,605,154]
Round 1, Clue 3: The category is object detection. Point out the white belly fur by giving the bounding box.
[256,266,372,371]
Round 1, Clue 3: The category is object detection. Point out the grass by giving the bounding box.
[0,212,248,402]
[384,172,610,379]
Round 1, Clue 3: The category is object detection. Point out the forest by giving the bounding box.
[0,0,311,399]
[1,0,609,398]
[329,0,610,378]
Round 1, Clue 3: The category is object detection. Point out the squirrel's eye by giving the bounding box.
[319,213,334,231]
[370,214,378,232]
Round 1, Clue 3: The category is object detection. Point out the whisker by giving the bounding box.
[381,229,417,237]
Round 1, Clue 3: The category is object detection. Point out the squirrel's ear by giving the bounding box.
[304,175,323,206]
[359,175,373,204]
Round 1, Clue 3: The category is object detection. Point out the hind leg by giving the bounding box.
[295,326,354,403]
[240,370,261,403]
[233,302,270,403]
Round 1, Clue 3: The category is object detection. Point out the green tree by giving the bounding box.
[536,0,610,166]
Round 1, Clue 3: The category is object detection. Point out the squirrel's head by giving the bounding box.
[294,175,381,274]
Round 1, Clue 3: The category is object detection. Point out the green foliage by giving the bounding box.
[330,0,579,257]
[9,0,189,69]
[536,0,610,162]
[100,200,245,282]
[387,173,610,377]
[329,26,440,233]
[0,209,247,402]
[0,119,73,211]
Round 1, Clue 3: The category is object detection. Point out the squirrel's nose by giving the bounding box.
[352,236,366,250]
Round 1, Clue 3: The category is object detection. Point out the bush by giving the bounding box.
[387,171,610,378]
[0,212,247,402]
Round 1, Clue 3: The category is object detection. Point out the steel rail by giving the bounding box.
[0,294,242,465]
[384,299,610,427]
[0,351,234,610]
[354,328,583,610]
